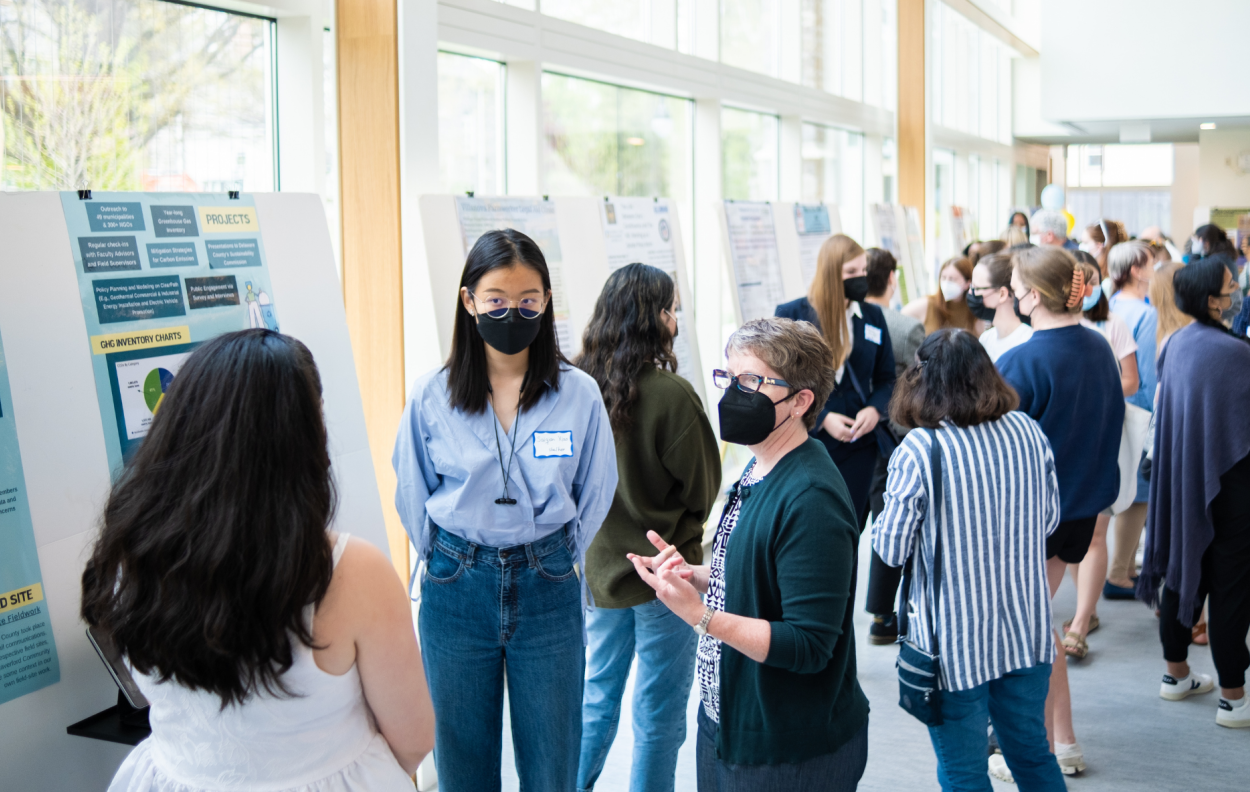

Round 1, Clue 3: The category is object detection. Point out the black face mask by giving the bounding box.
[1014,296,1033,326]
[965,290,997,322]
[474,309,543,355]
[843,276,870,303]
[718,385,795,446]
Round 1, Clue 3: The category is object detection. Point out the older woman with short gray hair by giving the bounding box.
[630,317,870,792]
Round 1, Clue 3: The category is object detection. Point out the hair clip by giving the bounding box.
[1066,267,1086,309]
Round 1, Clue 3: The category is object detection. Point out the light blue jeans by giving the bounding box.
[578,598,697,792]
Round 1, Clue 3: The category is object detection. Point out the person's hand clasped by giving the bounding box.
[627,531,705,626]
[822,412,857,443]
[850,406,880,441]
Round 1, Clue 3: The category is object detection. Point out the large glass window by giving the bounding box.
[932,2,1012,143]
[438,52,504,197]
[722,0,780,77]
[2,0,275,191]
[722,107,778,201]
[542,0,680,50]
[801,0,862,100]
[542,73,692,204]
[802,123,864,243]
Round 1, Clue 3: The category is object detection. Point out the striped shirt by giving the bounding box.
[871,412,1060,692]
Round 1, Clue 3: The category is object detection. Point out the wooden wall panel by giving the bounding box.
[898,0,926,236]
[336,0,409,581]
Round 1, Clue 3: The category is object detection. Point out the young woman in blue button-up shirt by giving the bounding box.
[392,229,618,792]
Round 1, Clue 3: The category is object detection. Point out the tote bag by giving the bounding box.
[1111,403,1151,515]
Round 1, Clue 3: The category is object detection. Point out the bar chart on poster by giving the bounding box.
[60,193,281,472]
[455,197,574,353]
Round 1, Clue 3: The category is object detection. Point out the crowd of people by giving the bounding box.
[80,212,1249,792]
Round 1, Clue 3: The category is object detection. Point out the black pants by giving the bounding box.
[1159,454,1250,690]
[830,442,878,532]
[865,452,903,615]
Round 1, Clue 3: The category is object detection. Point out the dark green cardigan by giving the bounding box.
[716,438,870,765]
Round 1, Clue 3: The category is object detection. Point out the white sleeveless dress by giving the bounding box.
[107,534,414,792]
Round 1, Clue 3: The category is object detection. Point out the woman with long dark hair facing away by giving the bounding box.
[574,264,721,792]
[393,229,618,790]
[996,246,1124,776]
[874,329,1067,792]
[632,317,868,792]
[83,329,435,792]
[776,233,896,528]
[1139,257,1250,728]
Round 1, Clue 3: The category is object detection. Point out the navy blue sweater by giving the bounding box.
[997,324,1124,521]
[775,297,896,460]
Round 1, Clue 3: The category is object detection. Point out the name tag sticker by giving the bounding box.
[865,324,883,345]
[534,431,574,458]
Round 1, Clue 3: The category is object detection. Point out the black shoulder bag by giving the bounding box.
[896,427,944,726]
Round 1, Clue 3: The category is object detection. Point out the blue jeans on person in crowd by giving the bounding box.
[927,662,1066,792]
[578,598,698,792]
[695,709,868,792]
[418,525,585,792]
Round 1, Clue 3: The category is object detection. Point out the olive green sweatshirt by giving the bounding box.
[586,366,721,608]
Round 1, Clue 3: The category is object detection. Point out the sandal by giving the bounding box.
[1193,620,1209,646]
[1062,614,1100,634]
[1062,630,1089,660]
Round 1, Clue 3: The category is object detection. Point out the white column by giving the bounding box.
[398,0,443,388]
[276,15,325,194]
[779,114,803,203]
[506,60,544,195]
[693,96,723,423]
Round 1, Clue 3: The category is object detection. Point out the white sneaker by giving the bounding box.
[1217,697,1250,728]
[1159,672,1215,701]
[988,753,1015,784]
[1054,742,1085,775]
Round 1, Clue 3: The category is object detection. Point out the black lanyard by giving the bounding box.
[490,407,520,505]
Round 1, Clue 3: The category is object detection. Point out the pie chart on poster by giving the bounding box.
[143,367,176,414]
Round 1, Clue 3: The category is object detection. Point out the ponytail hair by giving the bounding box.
[1013,245,1084,316]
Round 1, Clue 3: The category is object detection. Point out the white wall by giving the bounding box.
[1198,127,1250,208]
[1173,142,1200,240]
[1041,0,1250,122]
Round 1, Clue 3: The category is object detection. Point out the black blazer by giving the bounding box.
[775,296,896,458]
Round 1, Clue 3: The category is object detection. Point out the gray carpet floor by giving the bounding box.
[494,521,1249,791]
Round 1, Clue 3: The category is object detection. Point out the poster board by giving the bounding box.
[417,195,706,404]
[946,206,972,261]
[775,203,842,295]
[0,192,387,788]
[718,201,791,324]
[595,197,706,402]
[870,203,925,304]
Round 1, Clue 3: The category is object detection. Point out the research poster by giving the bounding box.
[0,327,61,705]
[794,203,837,288]
[904,206,928,297]
[455,197,574,353]
[59,193,281,472]
[599,197,700,391]
[723,201,786,322]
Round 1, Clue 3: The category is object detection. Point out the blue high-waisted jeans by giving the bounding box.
[419,525,585,792]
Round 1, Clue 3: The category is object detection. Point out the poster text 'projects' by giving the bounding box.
[60,193,281,473]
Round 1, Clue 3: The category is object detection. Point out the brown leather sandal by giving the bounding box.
[1062,630,1089,660]
[1192,620,1209,646]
